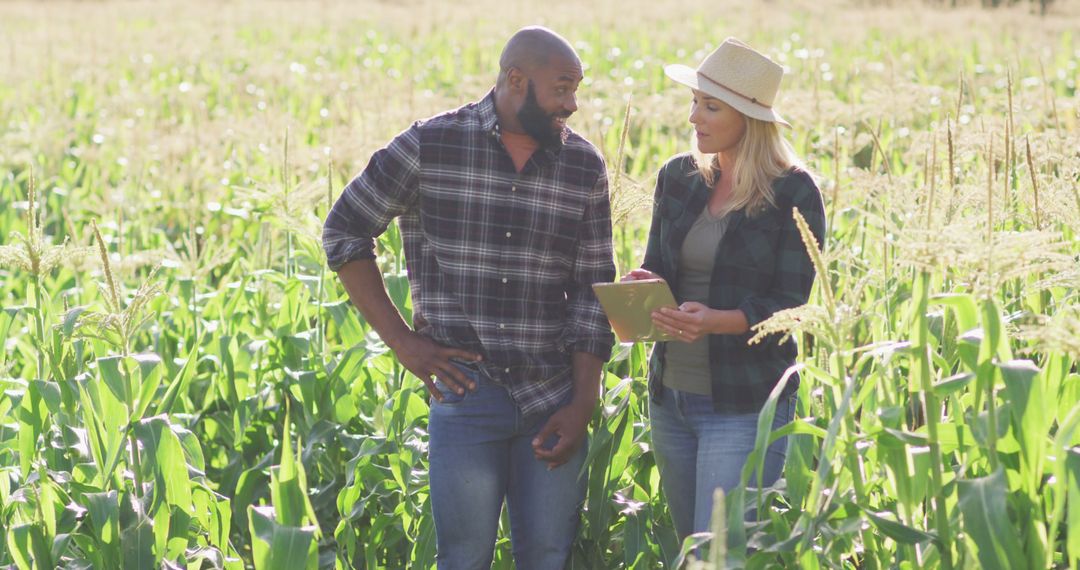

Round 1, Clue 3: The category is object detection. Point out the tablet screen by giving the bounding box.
[592,279,678,343]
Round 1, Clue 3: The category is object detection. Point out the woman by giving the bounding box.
[623,37,826,540]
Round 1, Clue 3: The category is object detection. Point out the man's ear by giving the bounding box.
[506,67,527,93]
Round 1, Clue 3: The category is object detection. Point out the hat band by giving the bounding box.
[698,71,773,109]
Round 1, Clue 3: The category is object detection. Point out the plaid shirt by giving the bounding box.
[323,91,615,418]
[643,153,826,413]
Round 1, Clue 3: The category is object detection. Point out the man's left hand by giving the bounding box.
[532,400,593,470]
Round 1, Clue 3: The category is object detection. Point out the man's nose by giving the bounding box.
[564,93,578,114]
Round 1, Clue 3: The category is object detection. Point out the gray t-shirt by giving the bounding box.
[662,207,731,395]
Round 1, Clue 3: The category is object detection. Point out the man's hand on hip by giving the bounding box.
[390,331,482,402]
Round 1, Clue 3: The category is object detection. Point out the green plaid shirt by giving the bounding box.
[642,153,826,413]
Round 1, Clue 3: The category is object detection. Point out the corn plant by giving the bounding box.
[2,1,1079,568]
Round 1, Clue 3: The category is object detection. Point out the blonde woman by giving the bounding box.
[623,38,826,540]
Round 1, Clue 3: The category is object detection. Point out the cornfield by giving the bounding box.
[1,0,1079,568]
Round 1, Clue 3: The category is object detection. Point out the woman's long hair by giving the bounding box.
[695,116,805,218]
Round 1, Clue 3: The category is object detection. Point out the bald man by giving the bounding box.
[323,27,615,569]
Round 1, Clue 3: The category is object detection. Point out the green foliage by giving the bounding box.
[2,1,1079,568]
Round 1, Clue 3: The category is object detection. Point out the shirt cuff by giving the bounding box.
[573,337,613,362]
[325,238,377,271]
[736,296,773,330]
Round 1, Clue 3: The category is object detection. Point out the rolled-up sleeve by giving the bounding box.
[322,123,421,271]
[737,173,827,328]
[566,168,617,360]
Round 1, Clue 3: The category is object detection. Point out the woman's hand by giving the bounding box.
[652,302,714,343]
[621,268,662,282]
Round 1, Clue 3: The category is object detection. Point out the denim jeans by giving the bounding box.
[427,364,588,570]
[649,385,795,539]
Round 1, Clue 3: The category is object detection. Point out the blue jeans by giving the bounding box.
[649,385,795,539]
[428,365,588,570]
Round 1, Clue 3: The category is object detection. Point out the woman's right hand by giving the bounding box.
[621,268,662,282]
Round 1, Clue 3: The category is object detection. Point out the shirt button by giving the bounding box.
[498,323,505,329]
[501,277,508,283]
[505,231,512,238]
[511,185,516,192]
[504,368,511,373]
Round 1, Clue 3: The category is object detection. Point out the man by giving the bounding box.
[322,26,615,570]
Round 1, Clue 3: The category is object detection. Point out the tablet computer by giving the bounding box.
[592,279,678,343]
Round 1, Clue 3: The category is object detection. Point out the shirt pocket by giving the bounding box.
[728,217,782,271]
[657,198,686,261]
[530,191,587,265]
[658,197,684,221]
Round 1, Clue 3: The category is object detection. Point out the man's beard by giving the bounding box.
[517,81,570,150]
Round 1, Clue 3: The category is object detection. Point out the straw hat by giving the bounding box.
[665,38,790,127]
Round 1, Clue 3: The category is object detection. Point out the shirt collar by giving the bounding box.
[477,88,500,136]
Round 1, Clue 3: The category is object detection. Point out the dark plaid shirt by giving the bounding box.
[643,153,826,413]
[323,91,616,418]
